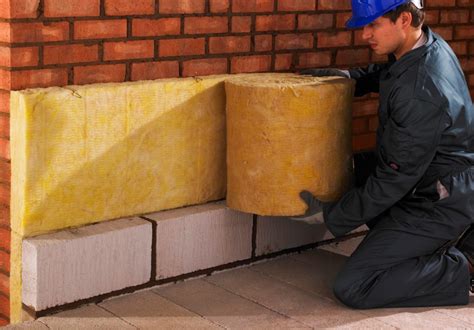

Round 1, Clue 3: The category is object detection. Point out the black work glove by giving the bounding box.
[299,68,350,78]
[289,190,325,225]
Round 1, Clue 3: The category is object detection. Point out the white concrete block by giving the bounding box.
[145,202,253,279]
[256,216,368,256]
[22,218,152,311]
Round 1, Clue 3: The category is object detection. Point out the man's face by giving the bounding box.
[362,16,405,56]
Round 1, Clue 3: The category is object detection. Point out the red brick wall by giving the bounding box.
[0,0,473,324]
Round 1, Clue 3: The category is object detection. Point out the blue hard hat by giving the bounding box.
[346,0,423,29]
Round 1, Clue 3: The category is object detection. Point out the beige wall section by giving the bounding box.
[10,76,228,237]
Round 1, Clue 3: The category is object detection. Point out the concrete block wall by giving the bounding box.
[1,0,473,324]
[21,201,352,315]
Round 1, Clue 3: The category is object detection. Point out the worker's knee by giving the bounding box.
[333,272,366,309]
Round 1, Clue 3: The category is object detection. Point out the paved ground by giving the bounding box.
[6,236,474,329]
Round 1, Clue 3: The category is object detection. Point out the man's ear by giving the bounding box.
[398,11,413,28]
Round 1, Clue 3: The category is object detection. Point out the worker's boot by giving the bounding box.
[456,225,474,292]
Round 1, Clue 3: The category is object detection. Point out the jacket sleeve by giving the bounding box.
[324,97,449,237]
[349,62,392,97]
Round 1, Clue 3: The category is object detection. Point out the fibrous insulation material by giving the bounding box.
[226,75,355,216]
[10,76,228,237]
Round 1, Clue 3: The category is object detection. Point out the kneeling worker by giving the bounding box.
[299,0,474,308]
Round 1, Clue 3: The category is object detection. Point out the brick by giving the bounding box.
[0,161,10,183]
[424,10,440,25]
[0,205,8,226]
[432,26,453,40]
[232,16,252,33]
[0,22,10,43]
[0,250,9,273]
[336,12,352,28]
[233,0,274,12]
[425,0,455,6]
[74,64,126,85]
[299,13,334,30]
[104,40,154,61]
[0,227,9,252]
[449,41,468,56]
[132,18,180,37]
[368,116,379,132]
[0,70,9,91]
[105,0,155,15]
[0,114,8,138]
[440,9,470,23]
[255,216,333,255]
[0,317,8,327]
[22,218,152,311]
[159,0,205,14]
[354,30,366,46]
[353,133,376,152]
[256,14,296,31]
[278,0,315,11]
[318,0,351,10]
[10,68,68,90]
[457,0,474,5]
[297,51,332,68]
[231,55,271,73]
[336,48,370,66]
[470,41,474,55]
[145,202,252,279]
[209,36,251,54]
[0,183,8,206]
[0,294,9,319]
[461,57,474,71]
[74,19,127,40]
[9,47,39,67]
[353,100,378,117]
[184,17,228,34]
[10,21,69,43]
[131,61,179,81]
[45,0,99,17]
[275,33,313,50]
[0,273,8,297]
[182,58,228,77]
[210,0,230,12]
[44,44,98,65]
[352,117,368,135]
[159,38,205,57]
[255,34,273,51]
[455,26,474,40]
[0,139,9,160]
[0,91,8,114]
[317,31,352,48]
[275,53,293,71]
[0,0,39,18]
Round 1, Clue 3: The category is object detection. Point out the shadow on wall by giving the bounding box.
[11,79,227,237]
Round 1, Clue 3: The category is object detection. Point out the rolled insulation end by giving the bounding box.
[225,74,355,216]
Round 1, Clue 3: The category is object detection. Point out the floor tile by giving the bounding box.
[37,304,134,329]
[251,250,346,300]
[318,235,365,257]
[99,290,221,329]
[360,306,474,329]
[206,267,394,329]
[154,278,310,329]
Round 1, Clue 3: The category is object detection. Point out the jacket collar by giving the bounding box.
[387,25,436,78]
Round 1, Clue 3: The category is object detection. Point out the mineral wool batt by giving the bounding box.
[225,75,355,216]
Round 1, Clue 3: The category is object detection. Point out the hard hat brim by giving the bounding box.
[345,0,409,29]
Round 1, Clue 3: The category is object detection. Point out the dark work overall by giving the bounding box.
[323,26,474,309]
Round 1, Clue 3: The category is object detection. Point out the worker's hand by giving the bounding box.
[289,190,325,225]
[299,68,350,78]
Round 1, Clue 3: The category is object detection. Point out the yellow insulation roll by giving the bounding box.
[225,75,355,216]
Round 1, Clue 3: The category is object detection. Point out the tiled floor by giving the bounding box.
[6,236,474,329]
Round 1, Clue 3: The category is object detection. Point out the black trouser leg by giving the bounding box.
[333,221,470,309]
